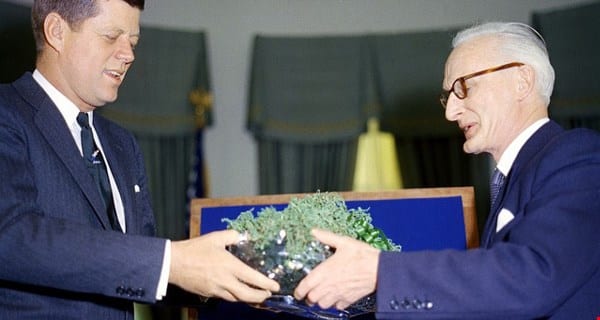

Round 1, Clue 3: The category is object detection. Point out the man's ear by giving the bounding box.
[43,12,67,52]
[516,64,535,101]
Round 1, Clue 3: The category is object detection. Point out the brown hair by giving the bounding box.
[32,0,145,52]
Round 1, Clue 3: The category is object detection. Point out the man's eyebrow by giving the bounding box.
[100,27,139,36]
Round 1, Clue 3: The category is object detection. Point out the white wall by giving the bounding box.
[6,0,594,197]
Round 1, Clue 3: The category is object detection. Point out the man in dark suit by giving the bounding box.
[0,0,279,319]
[294,22,600,319]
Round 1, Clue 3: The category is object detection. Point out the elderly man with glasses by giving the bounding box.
[294,22,600,319]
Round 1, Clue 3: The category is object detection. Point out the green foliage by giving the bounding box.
[223,192,400,256]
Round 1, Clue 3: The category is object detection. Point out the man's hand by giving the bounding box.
[169,229,280,303]
[294,229,380,310]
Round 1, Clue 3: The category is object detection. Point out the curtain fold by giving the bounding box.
[0,2,35,83]
[249,35,376,194]
[532,1,600,132]
[104,26,212,135]
[248,34,379,142]
[248,30,494,230]
[135,134,194,239]
[103,27,212,241]
[368,30,460,137]
[258,138,358,194]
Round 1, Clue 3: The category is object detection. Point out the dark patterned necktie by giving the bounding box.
[77,112,122,231]
[490,168,505,209]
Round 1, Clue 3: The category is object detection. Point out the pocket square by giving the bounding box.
[496,208,515,232]
[134,185,140,193]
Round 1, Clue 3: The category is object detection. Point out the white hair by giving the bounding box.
[453,22,555,106]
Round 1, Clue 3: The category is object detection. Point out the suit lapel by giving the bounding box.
[15,74,113,230]
[481,121,564,247]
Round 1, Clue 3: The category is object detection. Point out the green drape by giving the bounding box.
[248,35,379,142]
[103,27,212,240]
[104,27,212,136]
[532,1,600,132]
[135,134,194,239]
[248,35,377,193]
[0,1,35,83]
[258,138,358,194]
[248,30,491,231]
[369,30,459,137]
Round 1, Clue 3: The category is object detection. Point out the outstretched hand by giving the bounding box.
[294,229,380,310]
[170,229,280,303]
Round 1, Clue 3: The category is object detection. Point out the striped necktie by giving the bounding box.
[77,112,122,231]
[490,168,505,209]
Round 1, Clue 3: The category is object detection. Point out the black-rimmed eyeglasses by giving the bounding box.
[440,62,524,108]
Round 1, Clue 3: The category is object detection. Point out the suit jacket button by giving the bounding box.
[401,298,411,309]
[412,299,422,309]
[424,300,433,310]
[136,288,145,297]
[116,286,126,295]
[389,298,400,310]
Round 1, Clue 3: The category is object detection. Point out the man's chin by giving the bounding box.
[462,141,480,155]
[97,93,119,106]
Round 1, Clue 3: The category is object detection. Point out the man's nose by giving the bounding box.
[116,40,135,65]
[444,95,463,122]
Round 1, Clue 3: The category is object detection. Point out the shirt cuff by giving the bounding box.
[156,239,171,300]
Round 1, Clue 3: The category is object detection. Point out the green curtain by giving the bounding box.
[368,30,459,137]
[248,35,378,194]
[103,27,211,136]
[247,31,492,231]
[258,138,358,194]
[532,1,600,132]
[0,1,35,83]
[103,27,212,241]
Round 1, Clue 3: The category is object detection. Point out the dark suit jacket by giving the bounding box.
[0,73,167,319]
[375,121,600,319]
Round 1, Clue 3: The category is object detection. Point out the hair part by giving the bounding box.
[32,0,145,52]
[452,22,555,106]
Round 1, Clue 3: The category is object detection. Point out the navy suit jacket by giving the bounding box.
[376,121,600,319]
[0,73,167,319]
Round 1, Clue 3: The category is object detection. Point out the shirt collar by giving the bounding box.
[32,69,94,128]
[496,117,550,176]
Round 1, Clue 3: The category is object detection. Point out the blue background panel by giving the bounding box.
[199,196,466,251]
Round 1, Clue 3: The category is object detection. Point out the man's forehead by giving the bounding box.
[442,48,474,87]
[85,0,141,34]
[445,36,501,77]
